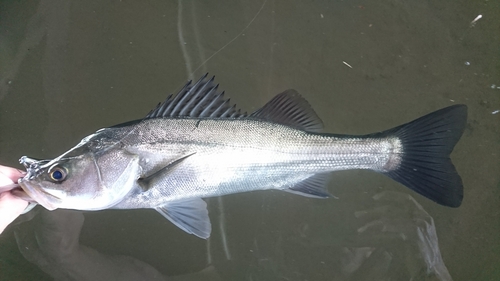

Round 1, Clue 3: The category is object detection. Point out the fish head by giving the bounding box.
[18,132,141,211]
[18,154,104,210]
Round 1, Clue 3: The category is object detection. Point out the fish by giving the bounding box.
[17,74,467,239]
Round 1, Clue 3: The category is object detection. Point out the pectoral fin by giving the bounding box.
[138,152,195,191]
[155,198,212,239]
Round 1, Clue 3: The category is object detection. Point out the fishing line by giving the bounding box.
[177,0,194,81]
[174,0,268,263]
[167,0,268,115]
[114,2,270,256]
[189,0,268,76]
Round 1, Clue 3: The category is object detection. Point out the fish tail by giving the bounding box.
[375,105,467,207]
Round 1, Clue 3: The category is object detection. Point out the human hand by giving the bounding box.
[0,165,29,234]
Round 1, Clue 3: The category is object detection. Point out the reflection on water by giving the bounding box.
[14,209,219,280]
[12,191,451,280]
[1,0,499,280]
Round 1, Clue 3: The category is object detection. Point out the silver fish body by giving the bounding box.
[107,118,400,208]
[18,75,467,238]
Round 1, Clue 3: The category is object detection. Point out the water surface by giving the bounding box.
[0,0,499,280]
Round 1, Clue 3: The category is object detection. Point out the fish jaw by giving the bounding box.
[18,177,59,210]
[17,156,60,210]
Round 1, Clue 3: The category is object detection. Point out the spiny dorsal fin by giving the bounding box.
[250,90,324,132]
[146,74,247,119]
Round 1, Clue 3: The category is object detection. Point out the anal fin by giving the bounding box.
[284,173,334,198]
[156,198,212,239]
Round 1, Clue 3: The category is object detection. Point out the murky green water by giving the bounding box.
[0,0,499,280]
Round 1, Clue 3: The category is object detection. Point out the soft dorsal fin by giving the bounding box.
[250,90,324,132]
[146,74,247,119]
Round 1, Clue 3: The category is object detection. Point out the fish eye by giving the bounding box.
[49,166,68,182]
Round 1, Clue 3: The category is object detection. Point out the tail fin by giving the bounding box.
[377,105,467,207]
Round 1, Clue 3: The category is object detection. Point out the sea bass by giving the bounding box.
[17,75,467,239]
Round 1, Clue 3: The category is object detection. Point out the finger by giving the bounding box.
[0,192,29,234]
[0,183,20,193]
[0,165,25,184]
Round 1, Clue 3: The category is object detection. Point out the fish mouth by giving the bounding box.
[18,178,60,210]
